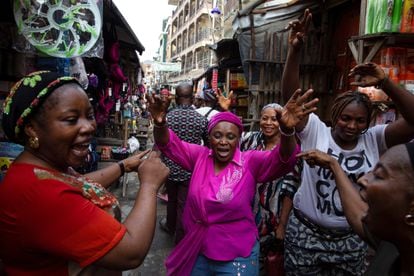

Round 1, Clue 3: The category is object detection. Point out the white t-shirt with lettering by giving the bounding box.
[294,113,387,229]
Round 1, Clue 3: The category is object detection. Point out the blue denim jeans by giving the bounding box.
[191,240,259,275]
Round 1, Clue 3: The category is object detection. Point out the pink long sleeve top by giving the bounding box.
[158,130,299,275]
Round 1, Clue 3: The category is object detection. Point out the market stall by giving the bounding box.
[0,0,148,173]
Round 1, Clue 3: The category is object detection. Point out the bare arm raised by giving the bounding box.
[281,9,312,132]
[147,93,172,146]
[349,62,414,147]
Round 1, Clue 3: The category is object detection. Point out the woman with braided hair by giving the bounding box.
[282,9,414,275]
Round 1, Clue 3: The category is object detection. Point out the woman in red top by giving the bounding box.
[0,71,169,275]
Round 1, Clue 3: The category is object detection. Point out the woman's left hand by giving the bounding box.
[279,88,318,130]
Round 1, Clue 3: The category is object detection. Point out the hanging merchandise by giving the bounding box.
[13,0,103,58]
[70,57,89,89]
[212,68,218,91]
[365,0,403,34]
[401,0,414,32]
[103,22,128,102]
[372,0,394,33]
[392,0,403,32]
[95,83,115,126]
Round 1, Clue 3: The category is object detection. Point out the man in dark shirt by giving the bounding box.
[159,82,209,244]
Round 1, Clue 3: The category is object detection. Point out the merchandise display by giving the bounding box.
[13,0,102,58]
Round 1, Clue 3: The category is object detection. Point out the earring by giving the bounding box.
[405,214,414,226]
[29,136,39,149]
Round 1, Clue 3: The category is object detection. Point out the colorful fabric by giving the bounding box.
[207,111,243,135]
[240,131,301,275]
[0,163,126,275]
[157,129,299,275]
[164,104,208,181]
[2,71,80,144]
[240,131,299,229]
[284,212,367,275]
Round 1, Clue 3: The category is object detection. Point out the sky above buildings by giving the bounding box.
[113,1,176,61]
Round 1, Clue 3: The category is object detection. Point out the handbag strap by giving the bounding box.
[204,107,214,118]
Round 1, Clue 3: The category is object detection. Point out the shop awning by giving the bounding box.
[168,68,206,85]
[103,0,145,55]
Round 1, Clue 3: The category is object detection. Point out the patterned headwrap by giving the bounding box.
[208,111,243,135]
[262,103,282,112]
[2,71,80,144]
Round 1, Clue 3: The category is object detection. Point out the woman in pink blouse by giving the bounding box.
[148,89,318,276]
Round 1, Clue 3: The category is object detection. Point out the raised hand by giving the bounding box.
[147,94,171,125]
[286,9,312,50]
[278,88,318,130]
[349,62,386,87]
[216,88,233,111]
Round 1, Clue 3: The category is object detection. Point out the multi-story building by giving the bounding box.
[166,0,223,84]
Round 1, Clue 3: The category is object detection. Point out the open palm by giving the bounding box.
[147,94,171,125]
[279,88,318,129]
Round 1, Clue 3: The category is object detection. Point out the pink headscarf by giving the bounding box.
[207,111,243,135]
[160,88,170,96]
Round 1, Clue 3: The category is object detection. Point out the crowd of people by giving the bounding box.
[2,8,414,276]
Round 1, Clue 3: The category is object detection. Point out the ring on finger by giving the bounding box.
[302,104,307,111]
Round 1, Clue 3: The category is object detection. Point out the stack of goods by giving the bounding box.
[365,0,411,34]
[381,47,414,94]
[111,147,129,160]
[359,47,414,100]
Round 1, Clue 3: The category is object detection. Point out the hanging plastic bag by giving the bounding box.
[127,136,140,154]
[70,57,89,89]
